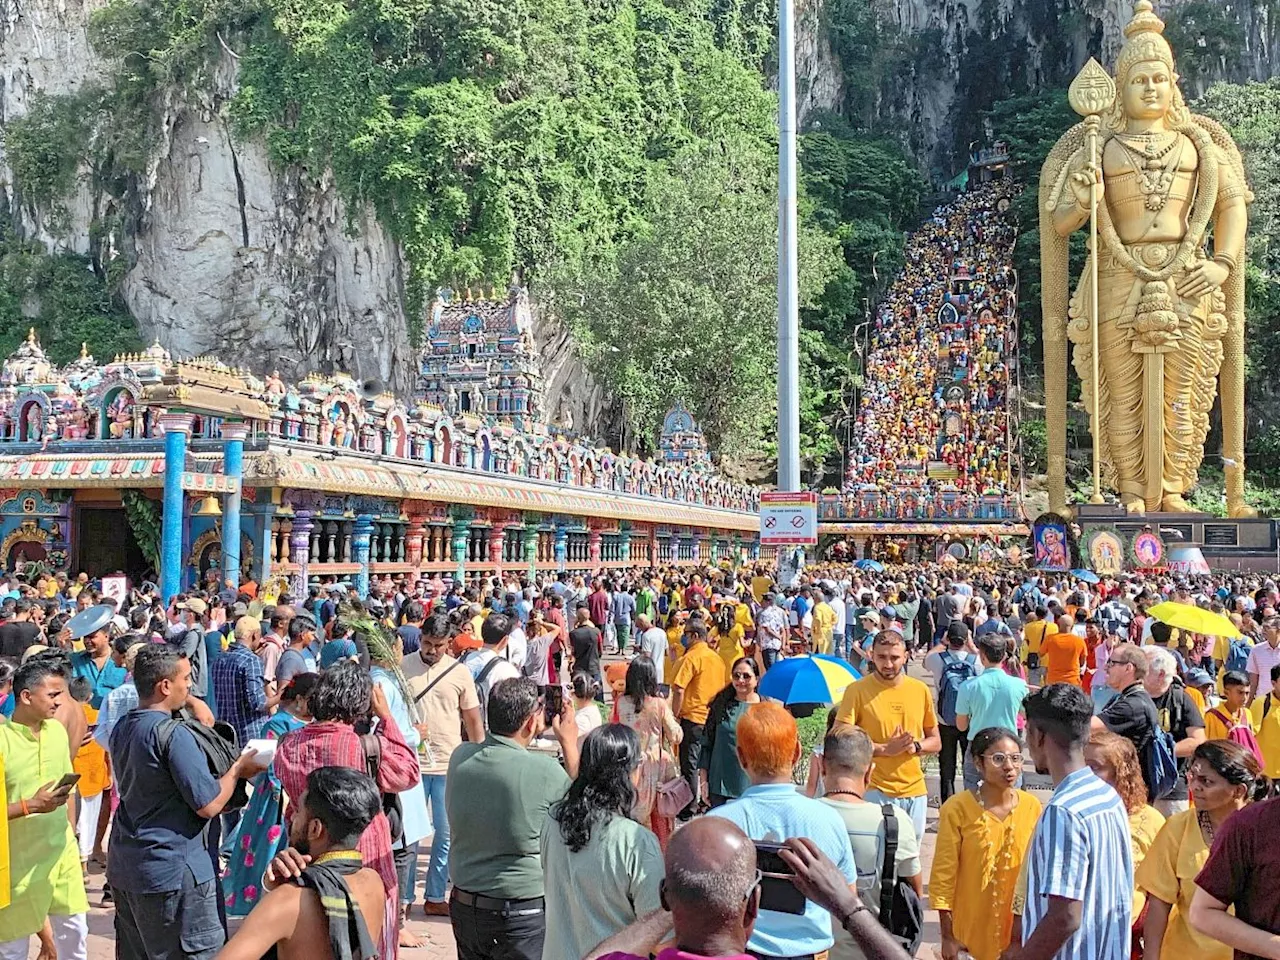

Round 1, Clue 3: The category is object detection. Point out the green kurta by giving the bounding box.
[699,698,753,799]
[0,719,89,939]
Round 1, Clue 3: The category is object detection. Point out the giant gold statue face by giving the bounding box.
[1121,58,1175,121]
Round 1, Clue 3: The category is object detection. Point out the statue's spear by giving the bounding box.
[1069,59,1117,507]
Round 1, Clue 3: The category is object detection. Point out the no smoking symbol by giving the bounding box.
[790,516,805,528]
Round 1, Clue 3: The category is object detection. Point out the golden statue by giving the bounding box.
[1040,0,1254,517]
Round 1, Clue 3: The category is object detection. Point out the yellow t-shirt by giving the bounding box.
[751,576,773,604]
[665,626,685,678]
[1135,809,1231,960]
[811,602,836,652]
[1022,620,1055,659]
[735,602,755,631]
[1250,694,1280,779]
[1186,686,1207,714]
[712,625,746,673]
[1129,803,1166,918]
[1203,704,1254,743]
[835,674,937,798]
[670,641,729,725]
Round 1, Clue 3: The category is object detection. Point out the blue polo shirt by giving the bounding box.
[107,709,221,893]
[954,667,1028,735]
[709,783,857,957]
[69,651,128,710]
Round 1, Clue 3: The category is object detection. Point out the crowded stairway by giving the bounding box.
[844,180,1020,520]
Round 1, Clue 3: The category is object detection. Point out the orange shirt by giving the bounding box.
[1042,631,1087,686]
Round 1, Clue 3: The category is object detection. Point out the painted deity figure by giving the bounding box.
[264,370,287,403]
[24,404,42,443]
[1042,1,1252,516]
[108,392,134,440]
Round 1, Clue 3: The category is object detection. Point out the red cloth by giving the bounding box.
[275,717,420,957]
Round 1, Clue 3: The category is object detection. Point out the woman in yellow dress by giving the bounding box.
[930,727,1042,960]
[1085,730,1166,955]
[711,603,746,675]
[1136,740,1267,960]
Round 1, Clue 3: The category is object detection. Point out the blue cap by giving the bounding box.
[1185,668,1213,688]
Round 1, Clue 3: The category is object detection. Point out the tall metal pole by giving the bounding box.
[776,0,800,494]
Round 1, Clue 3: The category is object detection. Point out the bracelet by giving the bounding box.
[19,798,29,817]
[1212,253,1237,271]
[840,903,871,929]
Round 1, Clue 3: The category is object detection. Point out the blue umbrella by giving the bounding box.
[1070,568,1100,584]
[854,559,885,572]
[758,655,861,705]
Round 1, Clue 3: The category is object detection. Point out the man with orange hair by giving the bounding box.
[707,701,857,960]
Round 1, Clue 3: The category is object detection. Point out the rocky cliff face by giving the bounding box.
[0,0,607,427]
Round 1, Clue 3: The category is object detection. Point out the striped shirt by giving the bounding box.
[1022,766,1132,960]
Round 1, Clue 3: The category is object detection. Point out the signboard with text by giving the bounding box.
[760,491,818,545]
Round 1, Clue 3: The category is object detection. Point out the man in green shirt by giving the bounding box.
[445,676,579,960]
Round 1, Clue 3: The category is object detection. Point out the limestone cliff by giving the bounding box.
[0,0,607,428]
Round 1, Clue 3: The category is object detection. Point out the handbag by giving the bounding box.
[655,704,692,817]
[879,804,924,957]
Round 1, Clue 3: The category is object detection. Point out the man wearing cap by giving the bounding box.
[170,597,212,702]
[69,607,127,710]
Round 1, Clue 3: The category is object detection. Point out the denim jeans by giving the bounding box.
[761,648,781,670]
[422,773,450,903]
[864,789,926,844]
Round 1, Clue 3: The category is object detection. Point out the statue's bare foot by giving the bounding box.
[1121,496,1145,514]
[1160,494,1196,513]
[1228,501,1259,519]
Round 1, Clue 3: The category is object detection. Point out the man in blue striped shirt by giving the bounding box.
[1009,684,1132,960]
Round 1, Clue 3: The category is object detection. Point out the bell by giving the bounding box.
[193,495,222,516]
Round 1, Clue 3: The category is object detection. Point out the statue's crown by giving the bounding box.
[1123,0,1166,39]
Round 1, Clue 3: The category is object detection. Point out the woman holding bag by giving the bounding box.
[615,655,682,848]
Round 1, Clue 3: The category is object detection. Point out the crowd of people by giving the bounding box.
[0,559,1278,960]
[844,180,1019,518]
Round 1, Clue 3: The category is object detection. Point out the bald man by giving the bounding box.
[584,818,908,960]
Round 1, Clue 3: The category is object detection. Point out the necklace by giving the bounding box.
[825,789,864,800]
[1114,135,1184,211]
[1198,809,1216,843]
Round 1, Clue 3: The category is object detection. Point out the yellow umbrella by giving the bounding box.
[1146,601,1241,639]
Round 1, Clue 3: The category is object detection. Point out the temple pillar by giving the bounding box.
[588,525,603,568]
[554,523,568,572]
[244,500,275,585]
[452,517,471,581]
[619,523,632,564]
[289,510,314,600]
[160,413,195,602]
[488,521,507,576]
[522,522,539,577]
[219,422,248,589]
[353,514,375,598]
[405,514,427,576]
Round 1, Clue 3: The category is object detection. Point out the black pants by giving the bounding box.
[450,892,546,960]
[113,866,225,960]
[678,718,705,817]
[394,841,418,906]
[939,723,968,804]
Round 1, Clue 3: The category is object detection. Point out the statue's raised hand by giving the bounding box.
[1069,162,1104,210]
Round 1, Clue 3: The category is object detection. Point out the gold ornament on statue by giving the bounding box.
[1040,0,1255,518]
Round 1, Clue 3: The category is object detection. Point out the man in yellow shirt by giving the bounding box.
[670,620,729,818]
[0,658,88,957]
[1021,606,1056,686]
[1204,671,1256,742]
[809,590,837,656]
[835,629,940,841]
[1248,664,1280,778]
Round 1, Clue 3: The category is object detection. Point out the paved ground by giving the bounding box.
[60,653,1044,959]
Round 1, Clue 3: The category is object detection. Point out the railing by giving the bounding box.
[820,491,1021,521]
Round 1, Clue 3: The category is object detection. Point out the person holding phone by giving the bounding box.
[0,657,89,959]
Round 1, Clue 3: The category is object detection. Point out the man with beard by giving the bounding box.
[214,766,386,960]
[402,610,484,915]
[834,630,940,842]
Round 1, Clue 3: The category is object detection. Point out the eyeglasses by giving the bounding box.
[732,672,755,681]
[984,752,1023,767]
[745,869,763,901]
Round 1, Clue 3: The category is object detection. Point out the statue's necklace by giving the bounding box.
[1115,135,1183,211]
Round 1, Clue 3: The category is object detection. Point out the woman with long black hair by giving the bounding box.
[615,655,682,847]
[540,724,664,960]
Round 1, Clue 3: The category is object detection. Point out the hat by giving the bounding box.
[328,583,347,595]
[878,606,897,621]
[231,601,249,618]
[858,610,880,624]
[178,598,208,616]
[1185,668,1213,688]
[946,620,971,642]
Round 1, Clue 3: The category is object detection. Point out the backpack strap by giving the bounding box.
[1208,708,1235,730]
[475,655,505,688]
[879,804,898,927]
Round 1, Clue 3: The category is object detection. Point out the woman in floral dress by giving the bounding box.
[615,656,682,848]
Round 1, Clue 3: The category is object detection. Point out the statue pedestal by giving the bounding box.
[1073,503,1279,572]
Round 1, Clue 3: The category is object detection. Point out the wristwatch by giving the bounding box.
[912,739,922,755]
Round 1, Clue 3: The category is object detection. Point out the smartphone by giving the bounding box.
[55,772,81,793]
[544,684,564,726]
[754,841,806,915]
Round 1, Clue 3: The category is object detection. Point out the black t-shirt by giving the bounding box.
[0,620,40,659]
[1101,683,1160,785]
[1152,682,1204,802]
[569,625,602,677]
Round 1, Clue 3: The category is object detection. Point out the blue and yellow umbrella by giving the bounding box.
[758,655,861,705]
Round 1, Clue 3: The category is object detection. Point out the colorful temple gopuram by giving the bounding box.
[0,285,763,600]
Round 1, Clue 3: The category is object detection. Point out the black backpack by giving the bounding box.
[156,714,247,810]
[879,804,925,956]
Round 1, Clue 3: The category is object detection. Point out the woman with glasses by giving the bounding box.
[930,726,1042,960]
[698,657,762,808]
[1135,740,1269,960]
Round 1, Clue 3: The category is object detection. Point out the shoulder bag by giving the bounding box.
[879,804,924,957]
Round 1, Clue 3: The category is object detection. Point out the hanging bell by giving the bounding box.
[193,495,223,516]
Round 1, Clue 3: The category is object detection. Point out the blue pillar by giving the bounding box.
[160,413,194,603]
[619,523,632,563]
[220,422,248,589]
[353,514,375,599]
[554,523,568,572]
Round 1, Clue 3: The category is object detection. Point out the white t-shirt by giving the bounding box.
[505,626,528,671]
[575,702,603,741]
[461,647,520,728]
[637,627,669,683]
